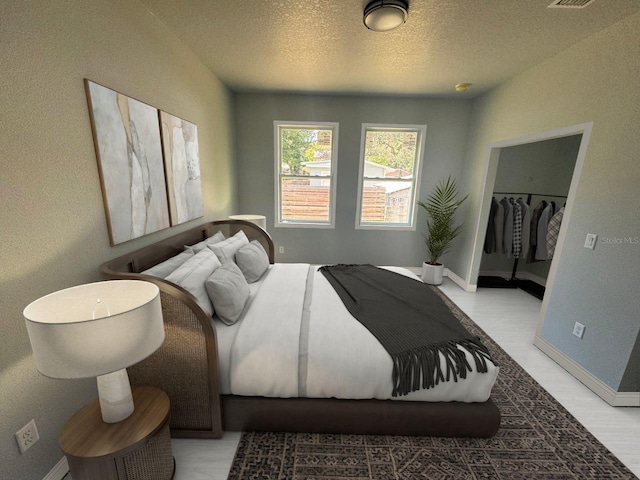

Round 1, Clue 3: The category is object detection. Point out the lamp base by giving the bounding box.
[97,368,135,423]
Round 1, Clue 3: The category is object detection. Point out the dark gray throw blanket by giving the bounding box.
[318,264,495,397]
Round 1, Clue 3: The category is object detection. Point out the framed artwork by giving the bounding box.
[160,111,204,225]
[85,79,170,245]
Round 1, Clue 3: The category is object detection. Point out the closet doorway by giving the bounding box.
[479,135,581,298]
[468,123,592,305]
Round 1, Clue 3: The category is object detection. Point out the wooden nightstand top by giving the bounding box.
[60,386,170,459]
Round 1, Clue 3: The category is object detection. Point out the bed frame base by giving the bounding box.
[222,395,500,438]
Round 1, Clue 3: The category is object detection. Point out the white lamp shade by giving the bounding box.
[24,280,164,379]
[229,214,267,230]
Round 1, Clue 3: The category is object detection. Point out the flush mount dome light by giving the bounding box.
[364,0,409,32]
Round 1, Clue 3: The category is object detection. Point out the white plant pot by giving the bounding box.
[421,262,444,285]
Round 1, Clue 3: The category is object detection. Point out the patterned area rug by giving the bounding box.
[228,287,637,479]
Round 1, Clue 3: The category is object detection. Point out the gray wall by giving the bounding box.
[234,93,472,267]
[0,1,236,478]
[455,12,640,392]
[480,135,581,281]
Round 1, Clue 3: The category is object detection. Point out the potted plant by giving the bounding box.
[417,176,467,285]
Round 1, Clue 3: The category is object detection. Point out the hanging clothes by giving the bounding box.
[484,194,565,262]
[517,198,531,258]
[546,207,565,259]
[510,198,522,258]
[527,200,547,263]
[535,203,554,260]
[500,197,513,257]
[494,200,504,254]
[484,196,532,258]
[484,197,498,254]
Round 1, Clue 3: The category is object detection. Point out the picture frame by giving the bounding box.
[159,111,204,225]
[85,79,170,245]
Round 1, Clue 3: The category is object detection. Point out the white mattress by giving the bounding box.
[214,264,498,402]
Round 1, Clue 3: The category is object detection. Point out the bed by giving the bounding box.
[100,220,501,439]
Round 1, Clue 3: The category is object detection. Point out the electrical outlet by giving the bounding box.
[572,322,586,339]
[279,246,285,254]
[15,419,39,454]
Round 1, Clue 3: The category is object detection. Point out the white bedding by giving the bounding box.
[215,264,499,402]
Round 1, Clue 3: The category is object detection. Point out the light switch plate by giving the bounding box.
[584,233,597,250]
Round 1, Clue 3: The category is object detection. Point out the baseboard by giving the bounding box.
[613,391,640,406]
[478,269,512,279]
[534,335,640,407]
[521,271,547,287]
[43,457,68,480]
[444,269,477,292]
[407,266,476,292]
[479,270,547,286]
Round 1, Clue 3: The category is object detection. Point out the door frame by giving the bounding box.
[466,122,593,329]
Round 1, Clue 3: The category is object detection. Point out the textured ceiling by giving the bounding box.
[140,0,640,97]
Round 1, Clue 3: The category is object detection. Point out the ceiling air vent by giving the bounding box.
[548,0,596,8]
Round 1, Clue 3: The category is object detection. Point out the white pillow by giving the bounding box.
[165,249,222,316]
[205,262,249,325]
[141,249,195,278]
[186,231,226,253]
[208,230,249,264]
[235,240,269,283]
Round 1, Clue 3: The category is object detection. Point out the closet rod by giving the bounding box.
[493,191,567,198]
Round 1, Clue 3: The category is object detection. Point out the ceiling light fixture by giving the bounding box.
[363,0,409,32]
[455,83,472,92]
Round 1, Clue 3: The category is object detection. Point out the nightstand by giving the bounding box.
[60,386,175,480]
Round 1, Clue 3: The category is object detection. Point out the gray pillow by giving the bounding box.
[141,249,195,278]
[205,262,249,325]
[235,240,269,283]
[186,231,226,253]
[208,230,249,264]
[165,249,222,316]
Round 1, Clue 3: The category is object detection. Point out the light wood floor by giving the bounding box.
[168,278,640,479]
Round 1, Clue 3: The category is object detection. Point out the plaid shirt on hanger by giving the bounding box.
[511,199,522,258]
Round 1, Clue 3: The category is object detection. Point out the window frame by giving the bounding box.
[274,121,339,229]
[355,123,427,231]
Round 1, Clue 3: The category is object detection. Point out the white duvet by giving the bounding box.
[214,264,498,403]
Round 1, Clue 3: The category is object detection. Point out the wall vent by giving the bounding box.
[548,0,596,8]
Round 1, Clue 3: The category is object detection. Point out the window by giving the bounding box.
[274,122,339,228]
[356,124,426,229]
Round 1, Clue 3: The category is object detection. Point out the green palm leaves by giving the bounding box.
[418,176,467,265]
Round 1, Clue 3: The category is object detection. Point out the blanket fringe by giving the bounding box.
[391,339,494,397]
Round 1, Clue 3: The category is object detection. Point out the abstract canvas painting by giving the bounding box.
[85,80,170,245]
[160,111,204,225]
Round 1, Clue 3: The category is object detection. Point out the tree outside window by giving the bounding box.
[357,124,426,229]
[275,122,339,227]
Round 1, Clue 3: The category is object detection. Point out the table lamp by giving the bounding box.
[229,214,267,231]
[24,280,164,423]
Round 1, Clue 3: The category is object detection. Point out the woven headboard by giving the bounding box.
[100,219,275,278]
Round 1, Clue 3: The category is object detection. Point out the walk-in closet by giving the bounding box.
[478,134,582,299]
